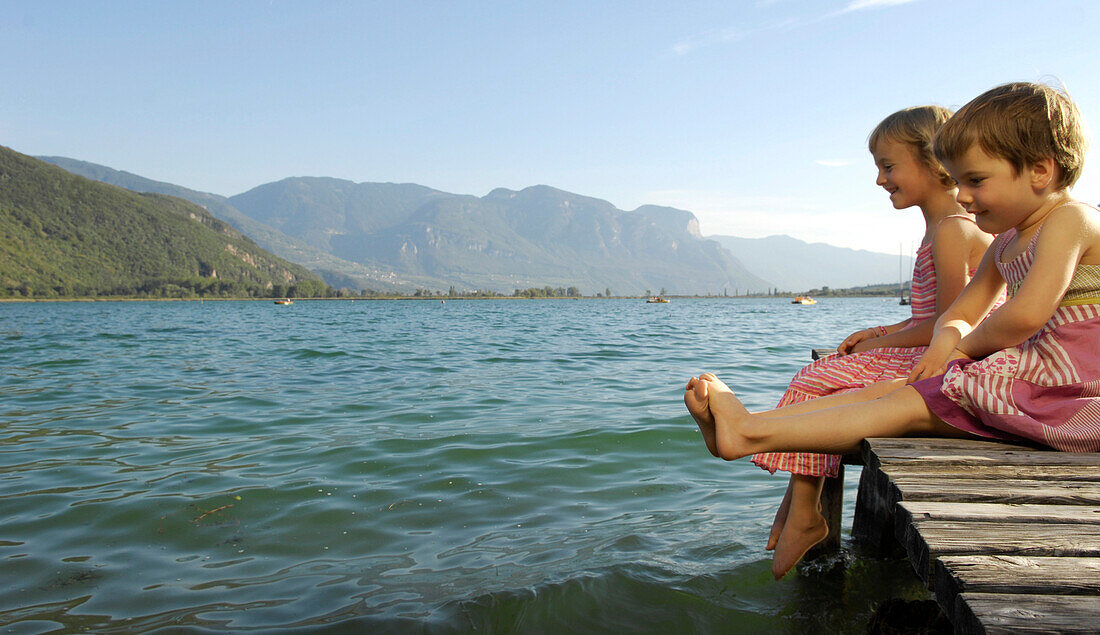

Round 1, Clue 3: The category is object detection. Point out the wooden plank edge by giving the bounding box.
[884,477,1100,506]
[955,592,1100,634]
[935,555,1100,618]
[898,501,1100,524]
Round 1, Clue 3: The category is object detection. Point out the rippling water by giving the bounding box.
[0,298,928,632]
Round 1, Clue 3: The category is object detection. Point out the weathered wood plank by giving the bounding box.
[955,592,1100,634]
[858,474,1100,550]
[899,519,1100,583]
[935,555,1100,614]
[900,501,1100,524]
[886,476,1100,505]
[872,447,1097,466]
[879,463,1100,481]
[867,437,1041,452]
[856,437,1100,632]
[897,501,1100,582]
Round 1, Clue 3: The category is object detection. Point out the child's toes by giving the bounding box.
[692,377,710,403]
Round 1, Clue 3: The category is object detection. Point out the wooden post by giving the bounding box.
[852,442,905,556]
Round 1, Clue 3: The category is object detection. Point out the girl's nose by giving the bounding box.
[955,188,972,206]
[876,170,887,186]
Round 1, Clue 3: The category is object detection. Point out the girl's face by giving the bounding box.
[871,138,944,210]
[943,144,1038,235]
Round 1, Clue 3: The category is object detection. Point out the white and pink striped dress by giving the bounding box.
[914,226,1100,452]
[751,238,943,478]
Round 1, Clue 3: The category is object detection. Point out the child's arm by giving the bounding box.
[909,237,1008,380]
[848,217,990,353]
[836,318,912,355]
[955,204,1093,359]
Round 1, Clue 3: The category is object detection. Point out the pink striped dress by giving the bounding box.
[913,226,1100,452]
[751,238,942,478]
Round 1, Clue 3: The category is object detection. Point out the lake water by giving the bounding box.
[0,298,929,632]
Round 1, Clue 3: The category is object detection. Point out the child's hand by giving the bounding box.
[837,328,876,355]
[909,348,970,381]
[909,345,949,381]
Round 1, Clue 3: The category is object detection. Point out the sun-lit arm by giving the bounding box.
[956,205,1090,359]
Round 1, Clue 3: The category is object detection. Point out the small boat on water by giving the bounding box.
[646,296,670,304]
[791,296,817,305]
[274,298,293,305]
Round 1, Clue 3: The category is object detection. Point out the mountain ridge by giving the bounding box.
[43,158,773,295]
[37,157,409,292]
[39,154,911,295]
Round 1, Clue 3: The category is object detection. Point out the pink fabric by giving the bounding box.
[912,227,1100,452]
[752,241,940,477]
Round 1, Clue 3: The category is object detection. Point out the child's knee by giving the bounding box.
[886,386,936,433]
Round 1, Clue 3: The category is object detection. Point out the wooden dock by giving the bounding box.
[852,436,1100,633]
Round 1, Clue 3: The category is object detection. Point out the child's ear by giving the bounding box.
[1029,158,1058,190]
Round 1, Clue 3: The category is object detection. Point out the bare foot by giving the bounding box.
[700,375,757,460]
[766,479,794,551]
[771,509,829,580]
[684,375,718,457]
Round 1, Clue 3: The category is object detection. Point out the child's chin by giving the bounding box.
[974,215,1000,233]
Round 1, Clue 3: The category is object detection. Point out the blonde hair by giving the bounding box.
[868,106,956,188]
[933,82,1088,189]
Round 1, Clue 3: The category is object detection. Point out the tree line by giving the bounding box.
[1,277,333,300]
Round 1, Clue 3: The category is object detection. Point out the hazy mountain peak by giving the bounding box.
[484,187,518,200]
[708,234,914,291]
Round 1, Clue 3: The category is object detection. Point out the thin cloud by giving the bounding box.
[670,28,743,56]
[670,0,920,55]
[815,160,850,167]
[842,0,919,12]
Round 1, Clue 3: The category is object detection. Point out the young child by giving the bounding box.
[686,81,1097,580]
[749,105,996,580]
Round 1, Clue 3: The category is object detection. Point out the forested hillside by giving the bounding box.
[0,146,329,298]
[37,156,399,292]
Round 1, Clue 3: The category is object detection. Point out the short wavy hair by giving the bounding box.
[868,105,955,188]
[933,82,1088,189]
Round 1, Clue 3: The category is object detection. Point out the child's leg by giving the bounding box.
[766,477,794,551]
[685,374,960,578]
[684,375,911,457]
[755,379,905,418]
[755,389,902,573]
[697,374,961,459]
[771,473,827,580]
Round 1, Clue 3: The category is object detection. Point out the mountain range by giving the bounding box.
[41,158,768,295]
[37,155,912,295]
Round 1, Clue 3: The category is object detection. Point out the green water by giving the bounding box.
[0,298,928,632]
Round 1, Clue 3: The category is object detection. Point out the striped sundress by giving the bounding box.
[750,236,943,478]
[748,213,990,475]
[913,225,1100,452]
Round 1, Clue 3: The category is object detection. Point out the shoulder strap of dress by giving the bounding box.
[996,201,1086,261]
[936,214,977,228]
[994,228,1017,261]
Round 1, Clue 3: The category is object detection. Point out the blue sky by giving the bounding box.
[3,0,1099,254]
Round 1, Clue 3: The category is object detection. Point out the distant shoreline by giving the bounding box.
[0,293,906,303]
